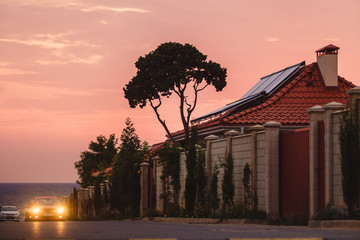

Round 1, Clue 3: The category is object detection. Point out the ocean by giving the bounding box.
[0,183,79,211]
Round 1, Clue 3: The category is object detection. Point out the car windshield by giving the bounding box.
[1,206,17,211]
[36,198,60,205]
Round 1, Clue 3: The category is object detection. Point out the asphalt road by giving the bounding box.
[0,220,359,240]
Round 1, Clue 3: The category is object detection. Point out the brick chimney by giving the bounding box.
[316,44,339,87]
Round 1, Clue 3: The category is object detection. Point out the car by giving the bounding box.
[0,206,20,222]
[24,200,35,222]
[26,197,66,221]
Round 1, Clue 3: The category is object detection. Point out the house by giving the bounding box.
[172,44,355,143]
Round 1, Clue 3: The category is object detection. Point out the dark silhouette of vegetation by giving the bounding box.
[123,42,227,146]
[195,149,207,216]
[157,142,181,215]
[110,118,148,218]
[185,126,197,214]
[340,101,360,216]
[208,165,220,215]
[243,163,251,213]
[222,154,234,212]
[75,134,118,187]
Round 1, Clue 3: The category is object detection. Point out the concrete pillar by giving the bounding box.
[140,162,150,216]
[263,121,281,219]
[153,156,158,193]
[347,87,360,126]
[224,130,241,158]
[77,188,83,219]
[104,180,110,210]
[250,124,265,209]
[347,86,360,107]
[323,102,345,206]
[205,135,219,191]
[161,162,166,213]
[77,188,87,219]
[152,156,158,211]
[307,105,325,217]
[100,183,105,197]
[88,186,95,199]
[88,186,95,217]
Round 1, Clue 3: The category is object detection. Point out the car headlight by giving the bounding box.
[57,207,64,214]
[33,208,40,214]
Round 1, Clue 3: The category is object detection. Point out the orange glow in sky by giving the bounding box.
[1,0,360,182]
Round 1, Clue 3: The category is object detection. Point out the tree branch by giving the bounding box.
[150,99,175,143]
[197,83,209,92]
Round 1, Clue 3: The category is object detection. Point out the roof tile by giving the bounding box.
[222,63,355,126]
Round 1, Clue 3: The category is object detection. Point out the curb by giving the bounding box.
[142,217,267,225]
[153,217,218,224]
[308,220,360,229]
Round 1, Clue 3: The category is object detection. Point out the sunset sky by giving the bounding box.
[1,0,360,183]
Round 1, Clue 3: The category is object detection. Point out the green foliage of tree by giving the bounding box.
[243,163,251,213]
[110,118,148,217]
[123,42,227,145]
[75,134,118,187]
[157,142,181,215]
[185,126,197,214]
[222,154,234,211]
[208,165,220,215]
[340,102,360,216]
[195,149,207,212]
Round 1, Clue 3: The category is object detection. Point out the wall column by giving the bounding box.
[140,162,150,216]
[152,156,162,212]
[307,105,325,217]
[323,102,345,206]
[347,86,360,107]
[77,188,85,220]
[347,87,360,126]
[263,121,281,219]
[224,130,240,158]
[88,186,95,217]
[104,180,110,211]
[205,135,219,191]
[250,124,265,209]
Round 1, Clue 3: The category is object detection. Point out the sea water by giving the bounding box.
[0,183,79,211]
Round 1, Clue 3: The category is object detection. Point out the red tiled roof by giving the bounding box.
[171,62,355,139]
[222,62,354,126]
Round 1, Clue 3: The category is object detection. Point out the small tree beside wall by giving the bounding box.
[208,165,220,216]
[222,154,234,212]
[185,126,198,214]
[157,142,181,216]
[340,100,360,216]
[243,163,252,213]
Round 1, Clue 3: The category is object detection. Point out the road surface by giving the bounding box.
[0,220,359,240]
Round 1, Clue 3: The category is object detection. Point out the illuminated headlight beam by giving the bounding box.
[57,207,64,214]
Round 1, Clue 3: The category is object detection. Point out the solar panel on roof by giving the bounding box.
[192,61,305,122]
[242,61,304,99]
[195,93,262,119]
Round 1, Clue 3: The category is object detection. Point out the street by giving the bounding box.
[0,220,359,240]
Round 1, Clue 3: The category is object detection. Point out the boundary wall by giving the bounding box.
[72,87,360,220]
[154,122,280,218]
[152,87,360,219]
